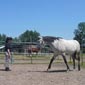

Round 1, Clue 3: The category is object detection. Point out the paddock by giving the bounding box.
[0,53,85,85]
[0,64,85,85]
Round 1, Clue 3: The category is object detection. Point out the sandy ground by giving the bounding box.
[0,63,85,85]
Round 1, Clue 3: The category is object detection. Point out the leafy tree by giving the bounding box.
[0,34,6,41]
[0,34,6,45]
[19,30,40,42]
[74,22,85,46]
[2,34,7,41]
[13,37,20,42]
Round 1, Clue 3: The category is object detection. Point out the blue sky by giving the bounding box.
[0,0,85,39]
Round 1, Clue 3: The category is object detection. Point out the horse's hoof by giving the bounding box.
[47,69,49,71]
[47,68,50,71]
[67,70,69,72]
[67,69,70,72]
[78,68,80,71]
[78,66,80,71]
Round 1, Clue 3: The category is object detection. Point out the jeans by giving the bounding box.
[4,52,11,68]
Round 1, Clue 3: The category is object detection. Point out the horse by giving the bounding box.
[39,36,80,71]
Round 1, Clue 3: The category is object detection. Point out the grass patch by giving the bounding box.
[0,53,85,66]
[0,53,52,59]
[81,62,85,68]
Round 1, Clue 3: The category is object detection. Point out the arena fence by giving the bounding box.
[0,52,60,64]
[0,52,85,66]
[0,42,85,65]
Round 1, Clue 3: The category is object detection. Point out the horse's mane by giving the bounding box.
[43,36,63,42]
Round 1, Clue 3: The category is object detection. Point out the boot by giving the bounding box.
[5,67,11,71]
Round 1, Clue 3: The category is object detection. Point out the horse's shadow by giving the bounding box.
[47,70,67,73]
[0,68,72,73]
[28,69,72,73]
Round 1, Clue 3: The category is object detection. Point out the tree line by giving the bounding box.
[0,30,40,42]
[14,30,40,42]
[74,22,85,47]
[0,22,85,46]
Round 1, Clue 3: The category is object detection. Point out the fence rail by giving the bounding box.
[0,52,85,65]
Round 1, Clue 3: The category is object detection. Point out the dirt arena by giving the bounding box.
[0,63,85,85]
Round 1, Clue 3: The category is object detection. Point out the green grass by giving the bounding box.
[0,53,85,66]
[81,62,85,68]
[0,54,4,58]
[0,53,52,59]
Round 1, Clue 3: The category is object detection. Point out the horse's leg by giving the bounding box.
[78,52,80,71]
[72,52,76,69]
[62,54,70,70]
[47,54,57,71]
[74,52,80,71]
[73,56,75,69]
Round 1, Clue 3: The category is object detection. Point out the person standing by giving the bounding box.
[4,37,13,71]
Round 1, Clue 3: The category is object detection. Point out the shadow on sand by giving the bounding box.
[27,69,73,73]
[0,69,5,71]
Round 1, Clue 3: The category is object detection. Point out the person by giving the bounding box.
[4,37,13,71]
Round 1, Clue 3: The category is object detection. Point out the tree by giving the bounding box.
[13,37,20,42]
[0,34,6,41]
[19,30,40,42]
[74,22,85,46]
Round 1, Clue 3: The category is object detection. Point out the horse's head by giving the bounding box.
[38,36,63,48]
[38,36,46,48]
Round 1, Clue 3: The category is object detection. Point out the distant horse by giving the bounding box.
[39,36,80,71]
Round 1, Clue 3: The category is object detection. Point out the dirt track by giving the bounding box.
[0,63,85,85]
